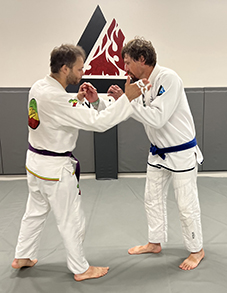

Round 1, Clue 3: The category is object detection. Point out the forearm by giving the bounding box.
[91,97,109,112]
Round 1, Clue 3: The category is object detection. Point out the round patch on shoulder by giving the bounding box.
[28,98,40,129]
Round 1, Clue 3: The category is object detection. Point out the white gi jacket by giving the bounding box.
[26,75,133,180]
[131,64,203,172]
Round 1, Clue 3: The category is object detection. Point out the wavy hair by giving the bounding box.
[122,37,157,66]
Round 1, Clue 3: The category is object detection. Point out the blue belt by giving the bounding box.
[28,143,80,182]
[150,137,197,160]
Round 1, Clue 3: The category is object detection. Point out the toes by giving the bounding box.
[100,267,109,276]
[179,261,190,270]
[102,267,109,276]
[74,266,110,281]
[31,259,38,266]
[179,261,196,271]
[128,247,136,254]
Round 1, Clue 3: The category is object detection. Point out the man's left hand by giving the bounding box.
[78,82,99,103]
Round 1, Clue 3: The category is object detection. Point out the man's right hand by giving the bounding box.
[125,77,151,102]
[107,85,123,100]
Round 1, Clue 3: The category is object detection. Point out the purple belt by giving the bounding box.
[28,143,80,182]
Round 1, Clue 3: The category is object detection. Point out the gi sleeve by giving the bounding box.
[46,93,133,132]
[93,97,109,112]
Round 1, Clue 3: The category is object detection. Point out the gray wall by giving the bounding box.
[0,87,227,175]
[203,88,227,171]
[0,88,29,174]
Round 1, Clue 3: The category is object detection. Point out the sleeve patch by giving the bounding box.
[28,98,40,129]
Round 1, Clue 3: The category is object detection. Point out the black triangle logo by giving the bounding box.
[67,6,126,94]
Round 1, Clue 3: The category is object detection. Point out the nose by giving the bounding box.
[124,64,128,72]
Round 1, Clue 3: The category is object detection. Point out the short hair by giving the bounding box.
[122,37,157,67]
[50,44,86,73]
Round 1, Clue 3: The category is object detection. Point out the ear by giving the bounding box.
[139,55,146,65]
[60,65,69,75]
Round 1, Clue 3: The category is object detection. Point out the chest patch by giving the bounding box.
[28,98,40,129]
[157,85,165,96]
[69,98,79,107]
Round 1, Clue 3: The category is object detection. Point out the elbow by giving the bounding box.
[155,122,166,129]
[93,124,110,133]
[152,118,166,129]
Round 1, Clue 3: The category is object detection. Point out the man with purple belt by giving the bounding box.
[11,44,150,281]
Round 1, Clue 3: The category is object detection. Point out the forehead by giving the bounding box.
[123,54,133,63]
[73,56,84,68]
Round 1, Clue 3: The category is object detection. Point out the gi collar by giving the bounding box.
[45,75,66,92]
[148,64,162,85]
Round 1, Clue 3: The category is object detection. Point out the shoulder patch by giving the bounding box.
[28,98,40,129]
[69,98,78,107]
[157,85,165,96]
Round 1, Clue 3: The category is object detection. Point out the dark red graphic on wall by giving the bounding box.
[66,5,126,93]
[84,19,126,76]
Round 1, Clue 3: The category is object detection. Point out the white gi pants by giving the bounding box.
[145,164,203,252]
[15,168,89,274]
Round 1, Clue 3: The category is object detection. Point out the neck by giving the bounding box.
[144,66,154,79]
[50,73,67,89]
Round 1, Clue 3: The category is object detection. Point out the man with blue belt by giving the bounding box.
[107,37,205,270]
[11,44,151,281]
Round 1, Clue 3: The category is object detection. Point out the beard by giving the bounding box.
[127,72,139,83]
[66,71,81,85]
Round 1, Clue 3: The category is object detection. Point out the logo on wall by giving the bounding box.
[66,5,127,94]
[78,5,126,78]
[84,18,126,77]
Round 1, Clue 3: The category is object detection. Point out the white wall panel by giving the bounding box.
[0,0,226,87]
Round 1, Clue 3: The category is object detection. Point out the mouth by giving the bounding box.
[129,75,138,83]
[127,72,138,82]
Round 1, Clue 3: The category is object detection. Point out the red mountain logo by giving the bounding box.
[84,19,126,77]
[66,5,127,94]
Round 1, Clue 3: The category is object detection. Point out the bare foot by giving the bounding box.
[74,266,109,281]
[128,243,162,255]
[11,258,38,269]
[179,248,205,270]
